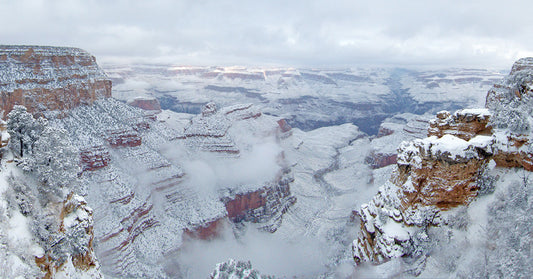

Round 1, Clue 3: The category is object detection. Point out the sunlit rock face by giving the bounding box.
[0,45,111,117]
[352,58,533,268]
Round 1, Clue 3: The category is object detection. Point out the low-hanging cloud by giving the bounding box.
[173,224,330,278]
[159,140,282,197]
[181,142,282,195]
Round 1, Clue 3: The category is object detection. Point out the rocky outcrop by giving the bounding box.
[106,129,142,148]
[492,134,533,171]
[367,114,430,169]
[428,109,492,141]
[365,151,397,169]
[277,119,292,133]
[35,193,102,278]
[352,58,533,267]
[185,168,296,239]
[485,57,533,171]
[0,45,111,117]
[353,126,493,264]
[181,103,245,154]
[128,97,161,112]
[377,126,394,138]
[394,134,492,210]
[184,218,227,240]
[225,191,267,220]
[223,170,296,232]
[80,146,110,171]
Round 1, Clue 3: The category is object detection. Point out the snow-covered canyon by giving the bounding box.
[1,45,530,278]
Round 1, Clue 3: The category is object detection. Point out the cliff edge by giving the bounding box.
[0,45,111,117]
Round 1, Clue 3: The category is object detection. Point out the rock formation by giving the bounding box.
[35,193,102,278]
[428,109,492,141]
[365,151,398,169]
[80,146,110,171]
[223,170,296,232]
[0,45,111,117]
[366,114,430,169]
[0,45,111,279]
[184,218,228,240]
[352,58,533,268]
[128,97,161,112]
[106,129,142,148]
[181,103,266,154]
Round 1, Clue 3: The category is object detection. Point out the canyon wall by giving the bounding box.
[0,45,111,117]
[56,100,296,277]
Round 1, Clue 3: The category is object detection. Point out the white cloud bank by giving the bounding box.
[1,1,530,68]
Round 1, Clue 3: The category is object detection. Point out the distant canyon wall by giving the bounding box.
[0,45,111,117]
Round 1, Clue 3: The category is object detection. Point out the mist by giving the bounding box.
[173,223,330,278]
[162,141,282,195]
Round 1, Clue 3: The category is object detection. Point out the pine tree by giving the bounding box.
[26,125,80,196]
[6,105,45,157]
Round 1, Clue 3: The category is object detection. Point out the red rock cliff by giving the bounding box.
[0,45,111,117]
[352,58,533,266]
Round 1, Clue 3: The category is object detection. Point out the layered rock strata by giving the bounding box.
[128,97,161,112]
[428,109,492,141]
[0,45,111,117]
[54,100,295,277]
[223,170,296,232]
[352,58,533,266]
[80,146,110,171]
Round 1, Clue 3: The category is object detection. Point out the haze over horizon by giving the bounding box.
[1,0,532,68]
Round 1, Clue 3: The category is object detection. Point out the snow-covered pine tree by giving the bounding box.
[26,125,80,197]
[6,105,36,157]
[6,105,47,158]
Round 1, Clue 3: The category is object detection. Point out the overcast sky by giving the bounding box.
[1,0,532,68]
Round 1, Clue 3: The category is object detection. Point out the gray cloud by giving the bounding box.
[1,0,532,67]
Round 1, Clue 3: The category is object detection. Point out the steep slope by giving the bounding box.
[351,58,533,278]
[0,155,102,278]
[52,99,296,277]
[0,45,111,117]
[0,45,109,279]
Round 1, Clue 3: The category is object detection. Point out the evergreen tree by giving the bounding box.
[26,125,80,196]
[6,105,45,157]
